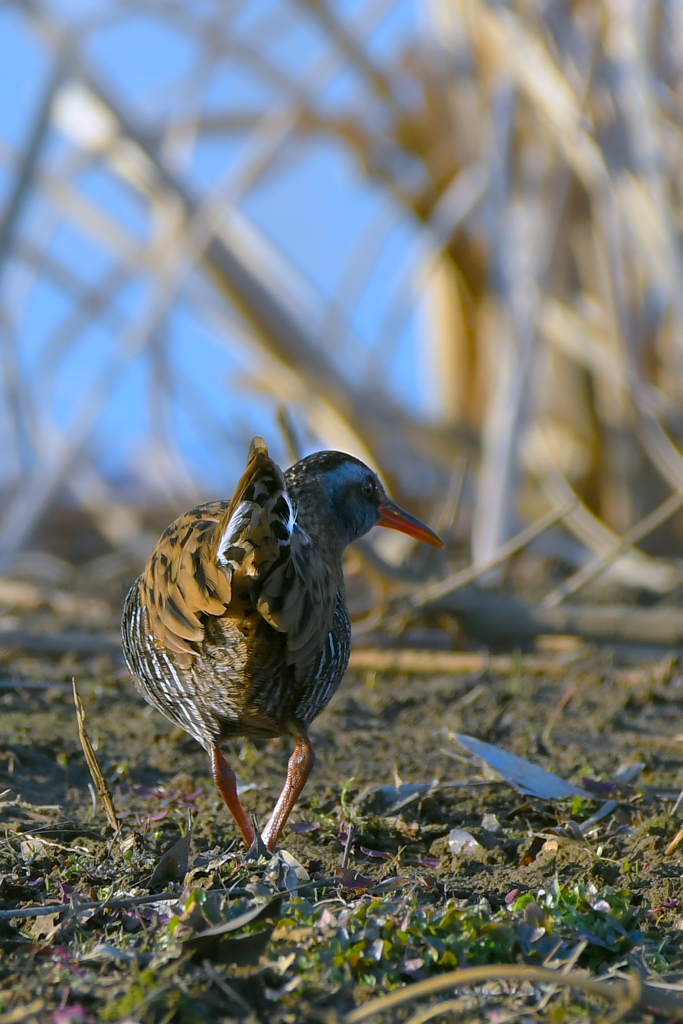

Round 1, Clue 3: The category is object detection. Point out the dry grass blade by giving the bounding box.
[350,646,680,686]
[276,404,303,464]
[349,649,563,675]
[665,827,683,857]
[460,0,604,189]
[376,499,576,630]
[71,679,120,833]
[532,429,679,593]
[402,999,466,1024]
[535,939,588,1012]
[295,0,401,113]
[545,487,683,606]
[0,58,65,275]
[343,965,683,1023]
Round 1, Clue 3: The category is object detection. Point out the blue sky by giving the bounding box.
[0,1,433,497]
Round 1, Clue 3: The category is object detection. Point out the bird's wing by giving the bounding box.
[255,522,338,680]
[139,437,337,676]
[138,498,234,666]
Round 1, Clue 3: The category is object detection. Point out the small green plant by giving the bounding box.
[263,879,651,1002]
[339,776,357,819]
[570,794,591,818]
[513,881,643,962]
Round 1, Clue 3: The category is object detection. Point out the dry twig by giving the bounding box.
[545,488,683,606]
[72,679,120,833]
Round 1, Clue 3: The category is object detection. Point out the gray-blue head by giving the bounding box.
[284,450,443,557]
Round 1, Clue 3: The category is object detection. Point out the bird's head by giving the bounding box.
[284,451,443,555]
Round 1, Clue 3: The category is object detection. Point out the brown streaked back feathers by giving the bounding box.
[139,437,338,676]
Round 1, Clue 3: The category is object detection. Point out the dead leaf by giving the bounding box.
[184,923,275,965]
[453,733,586,800]
[147,830,191,887]
[27,913,60,941]
[182,895,284,964]
[190,896,284,937]
[334,867,372,889]
[288,821,321,834]
[173,899,211,941]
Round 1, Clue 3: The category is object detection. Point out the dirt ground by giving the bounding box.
[2,575,683,1022]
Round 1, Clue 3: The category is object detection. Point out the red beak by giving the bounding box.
[378,499,444,548]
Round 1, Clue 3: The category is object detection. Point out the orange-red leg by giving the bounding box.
[210,746,255,848]
[261,732,315,851]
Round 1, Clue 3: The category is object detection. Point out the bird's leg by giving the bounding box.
[210,746,255,848]
[261,731,315,851]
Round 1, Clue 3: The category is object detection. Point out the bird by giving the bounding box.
[121,437,443,851]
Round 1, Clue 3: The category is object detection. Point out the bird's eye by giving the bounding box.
[362,479,374,497]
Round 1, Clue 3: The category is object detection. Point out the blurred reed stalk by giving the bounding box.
[1,0,683,604]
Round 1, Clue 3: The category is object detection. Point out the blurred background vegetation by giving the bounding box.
[3,0,683,607]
